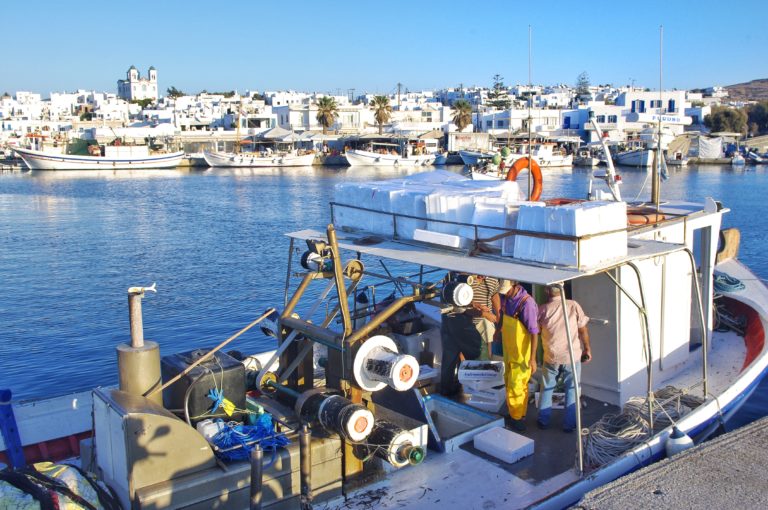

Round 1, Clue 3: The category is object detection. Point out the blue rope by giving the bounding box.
[210,414,290,463]
[714,271,745,293]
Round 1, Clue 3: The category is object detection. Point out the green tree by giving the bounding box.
[451,99,473,132]
[575,71,590,97]
[704,106,747,134]
[488,74,511,110]
[746,101,768,135]
[166,86,185,98]
[315,96,339,135]
[370,95,392,135]
[131,98,153,109]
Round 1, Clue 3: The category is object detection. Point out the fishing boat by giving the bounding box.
[459,149,496,166]
[2,146,766,509]
[202,149,316,168]
[345,144,435,167]
[13,145,184,170]
[666,150,688,166]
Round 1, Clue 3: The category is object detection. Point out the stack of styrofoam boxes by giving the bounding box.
[458,360,506,413]
[513,201,628,268]
[333,181,396,236]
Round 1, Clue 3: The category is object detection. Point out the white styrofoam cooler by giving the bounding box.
[513,201,628,268]
[473,426,534,464]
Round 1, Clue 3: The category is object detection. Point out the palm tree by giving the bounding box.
[315,96,339,135]
[370,95,392,135]
[451,99,473,132]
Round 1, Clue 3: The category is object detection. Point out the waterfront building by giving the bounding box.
[117,65,159,102]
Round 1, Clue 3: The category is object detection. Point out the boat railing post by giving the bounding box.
[626,262,654,431]
[558,283,584,475]
[300,423,313,508]
[684,248,709,397]
[250,443,264,510]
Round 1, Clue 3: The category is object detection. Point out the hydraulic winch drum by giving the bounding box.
[353,335,420,392]
[295,389,374,443]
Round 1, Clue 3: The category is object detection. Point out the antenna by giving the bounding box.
[651,25,663,206]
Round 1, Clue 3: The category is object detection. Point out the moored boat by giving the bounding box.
[13,146,184,170]
[344,148,434,167]
[2,161,766,510]
[203,149,316,167]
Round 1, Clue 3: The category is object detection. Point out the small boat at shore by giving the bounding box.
[13,146,184,170]
[203,149,316,167]
[345,148,434,167]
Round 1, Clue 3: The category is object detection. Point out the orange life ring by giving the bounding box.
[506,157,543,201]
[627,207,666,225]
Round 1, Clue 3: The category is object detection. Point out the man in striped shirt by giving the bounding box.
[440,274,500,395]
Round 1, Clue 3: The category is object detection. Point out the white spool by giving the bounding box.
[385,429,417,467]
[343,406,375,443]
[353,335,420,392]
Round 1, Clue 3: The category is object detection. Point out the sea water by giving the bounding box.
[0,164,766,427]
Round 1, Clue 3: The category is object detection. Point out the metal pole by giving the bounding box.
[558,283,583,475]
[128,292,145,348]
[284,237,295,308]
[300,424,313,508]
[250,444,263,510]
[527,25,533,200]
[627,262,654,431]
[684,249,709,397]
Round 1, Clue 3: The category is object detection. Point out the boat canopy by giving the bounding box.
[286,228,686,286]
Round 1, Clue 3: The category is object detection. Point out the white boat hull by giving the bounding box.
[203,150,316,167]
[615,149,653,167]
[13,147,184,170]
[459,150,496,166]
[345,149,434,167]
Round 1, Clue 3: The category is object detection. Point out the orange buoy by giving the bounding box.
[506,157,543,201]
[627,207,666,225]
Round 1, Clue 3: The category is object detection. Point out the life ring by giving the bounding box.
[627,207,666,225]
[506,157,543,201]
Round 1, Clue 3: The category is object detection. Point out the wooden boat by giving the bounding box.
[2,170,766,509]
[13,146,184,170]
[203,149,316,167]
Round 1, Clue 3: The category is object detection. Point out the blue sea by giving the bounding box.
[0,164,766,428]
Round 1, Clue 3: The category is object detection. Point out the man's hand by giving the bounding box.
[581,349,592,364]
[530,358,537,374]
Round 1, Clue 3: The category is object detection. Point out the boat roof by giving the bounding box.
[286,228,686,285]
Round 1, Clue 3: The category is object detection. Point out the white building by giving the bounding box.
[117,66,159,102]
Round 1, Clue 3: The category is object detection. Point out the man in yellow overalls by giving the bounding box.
[499,281,539,431]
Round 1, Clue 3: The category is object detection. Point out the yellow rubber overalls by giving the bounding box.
[501,294,534,420]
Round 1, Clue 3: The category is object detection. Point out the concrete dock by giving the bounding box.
[575,416,768,509]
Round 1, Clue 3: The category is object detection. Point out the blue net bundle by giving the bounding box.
[209,414,290,463]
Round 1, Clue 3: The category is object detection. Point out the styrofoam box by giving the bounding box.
[413,229,468,249]
[473,426,534,464]
[464,384,506,413]
[513,201,628,268]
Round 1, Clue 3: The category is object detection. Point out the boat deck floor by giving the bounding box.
[461,395,619,484]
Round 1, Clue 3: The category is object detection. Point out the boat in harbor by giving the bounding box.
[345,143,435,167]
[2,141,767,509]
[202,148,316,168]
[13,145,184,170]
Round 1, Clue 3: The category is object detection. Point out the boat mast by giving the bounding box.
[651,26,663,206]
[527,25,532,199]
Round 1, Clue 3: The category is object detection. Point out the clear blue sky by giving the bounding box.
[4,0,767,97]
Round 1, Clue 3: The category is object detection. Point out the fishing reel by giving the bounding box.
[441,273,474,309]
[300,239,333,272]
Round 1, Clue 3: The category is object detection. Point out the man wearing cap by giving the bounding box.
[499,280,539,431]
[536,285,591,432]
[440,274,500,395]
